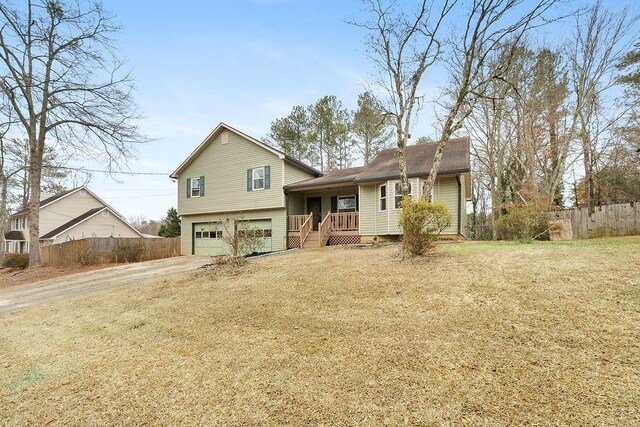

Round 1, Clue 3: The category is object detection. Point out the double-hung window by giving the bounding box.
[191,177,201,197]
[394,182,413,209]
[379,184,387,211]
[253,167,265,190]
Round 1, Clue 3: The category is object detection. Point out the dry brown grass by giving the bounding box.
[1,237,639,425]
[0,264,111,289]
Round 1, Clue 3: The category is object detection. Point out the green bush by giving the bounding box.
[496,200,550,241]
[2,253,29,269]
[398,199,452,256]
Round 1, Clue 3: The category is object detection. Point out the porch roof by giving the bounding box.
[284,166,364,191]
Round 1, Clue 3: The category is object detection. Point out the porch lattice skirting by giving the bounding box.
[287,236,300,249]
[328,235,361,246]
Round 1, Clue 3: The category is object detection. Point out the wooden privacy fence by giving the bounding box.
[549,202,640,239]
[40,237,181,267]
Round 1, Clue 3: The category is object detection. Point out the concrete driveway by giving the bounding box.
[0,256,209,314]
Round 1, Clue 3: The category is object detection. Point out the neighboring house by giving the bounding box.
[171,122,471,256]
[3,187,144,253]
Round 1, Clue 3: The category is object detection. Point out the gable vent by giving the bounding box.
[221,131,229,145]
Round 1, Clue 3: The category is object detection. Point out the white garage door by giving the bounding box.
[193,222,223,255]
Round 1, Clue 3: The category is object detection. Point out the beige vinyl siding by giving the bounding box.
[433,177,459,235]
[287,192,305,216]
[284,162,316,185]
[50,211,141,244]
[180,208,286,255]
[39,190,104,241]
[358,184,377,235]
[177,131,284,215]
[359,176,461,236]
[459,175,467,235]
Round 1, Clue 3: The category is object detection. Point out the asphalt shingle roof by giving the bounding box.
[40,207,104,239]
[284,137,470,190]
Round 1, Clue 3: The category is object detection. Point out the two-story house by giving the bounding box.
[171,123,471,256]
[3,186,144,253]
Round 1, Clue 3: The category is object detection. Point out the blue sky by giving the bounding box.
[80,0,633,220]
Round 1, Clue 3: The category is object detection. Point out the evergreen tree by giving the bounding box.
[158,207,181,238]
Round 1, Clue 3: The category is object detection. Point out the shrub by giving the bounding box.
[72,245,101,265]
[2,253,29,270]
[115,240,147,262]
[398,199,452,256]
[496,200,550,241]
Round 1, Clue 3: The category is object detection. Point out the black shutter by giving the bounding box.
[247,169,253,191]
[356,194,359,211]
[264,166,270,189]
[200,176,205,197]
[186,178,191,198]
[331,196,337,213]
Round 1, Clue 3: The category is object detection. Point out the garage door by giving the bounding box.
[193,222,224,255]
[238,219,272,255]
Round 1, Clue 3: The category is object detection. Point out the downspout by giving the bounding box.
[456,175,462,236]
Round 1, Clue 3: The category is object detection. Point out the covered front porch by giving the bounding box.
[286,185,361,249]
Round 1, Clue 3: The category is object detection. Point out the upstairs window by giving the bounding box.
[247,166,270,191]
[394,182,413,209]
[187,176,205,198]
[379,184,387,211]
[253,167,265,190]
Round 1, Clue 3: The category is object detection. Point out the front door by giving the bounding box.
[306,197,322,231]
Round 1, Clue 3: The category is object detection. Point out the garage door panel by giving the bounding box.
[193,222,223,255]
[238,219,272,254]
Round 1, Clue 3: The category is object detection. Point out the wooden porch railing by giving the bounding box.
[330,212,359,231]
[319,211,332,247]
[299,213,313,248]
[288,214,308,232]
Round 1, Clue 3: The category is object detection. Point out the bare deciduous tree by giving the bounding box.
[568,0,638,212]
[0,0,144,267]
[356,0,454,198]
[424,0,560,198]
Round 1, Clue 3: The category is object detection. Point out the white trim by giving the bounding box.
[190,176,202,198]
[178,206,286,217]
[378,183,387,212]
[252,167,266,191]
[392,180,414,210]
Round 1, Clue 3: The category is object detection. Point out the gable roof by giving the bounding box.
[11,186,130,224]
[12,187,81,216]
[284,137,471,190]
[39,206,145,240]
[170,122,321,179]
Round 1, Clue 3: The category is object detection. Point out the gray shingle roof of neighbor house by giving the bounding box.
[3,230,25,241]
[12,187,81,216]
[283,137,471,190]
[39,207,105,239]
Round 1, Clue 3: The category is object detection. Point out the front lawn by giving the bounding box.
[1,238,638,425]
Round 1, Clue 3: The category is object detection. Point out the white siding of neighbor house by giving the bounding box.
[180,208,287,255]
[50,210,141,244]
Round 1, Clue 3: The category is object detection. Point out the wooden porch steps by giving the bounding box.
[302,231,323,249]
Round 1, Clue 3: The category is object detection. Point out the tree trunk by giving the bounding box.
[27,139,44,267]
[395,118,409,198]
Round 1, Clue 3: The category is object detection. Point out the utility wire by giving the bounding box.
[44,165,169,176]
